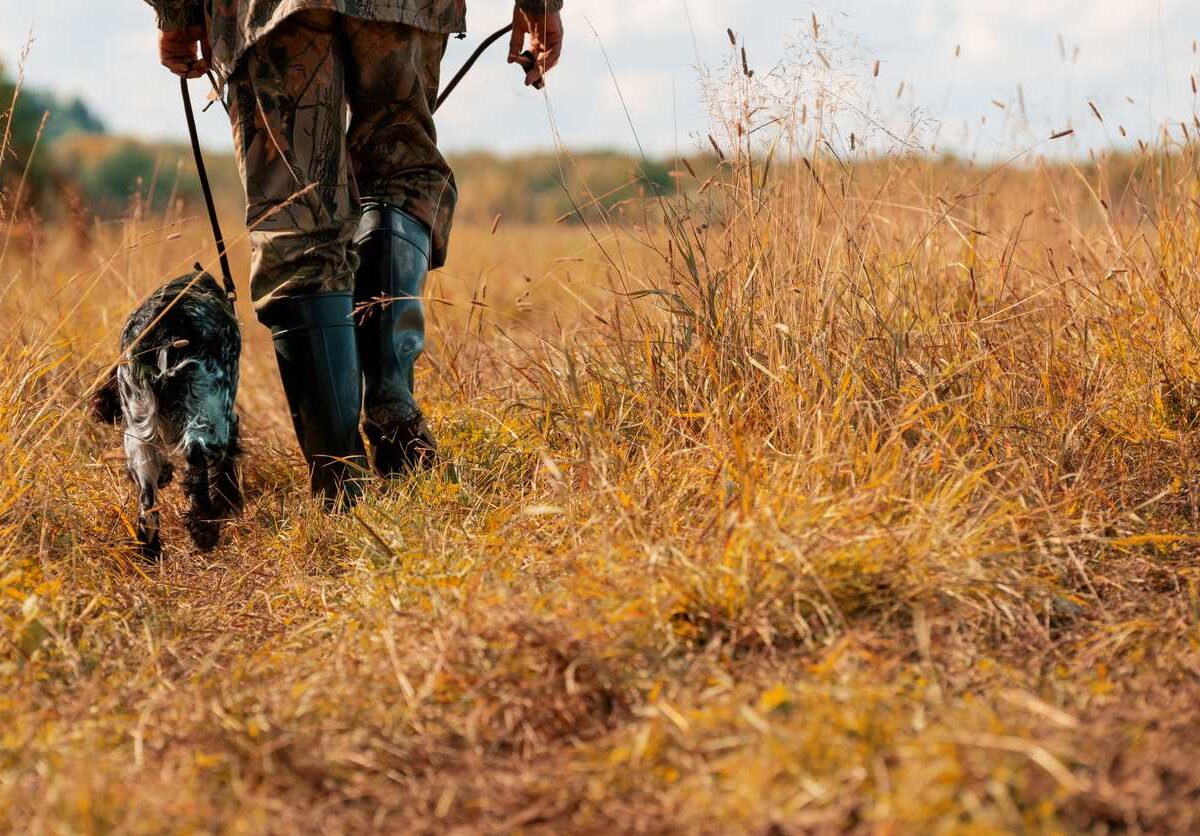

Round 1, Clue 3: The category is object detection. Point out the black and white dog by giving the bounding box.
[92,267,243,558]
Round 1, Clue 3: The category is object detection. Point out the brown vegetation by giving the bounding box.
[3,43,1200,835]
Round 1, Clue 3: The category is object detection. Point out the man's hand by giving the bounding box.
[508,9,563,87]
[159,25,212,78]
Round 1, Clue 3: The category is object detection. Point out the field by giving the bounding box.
[4,72,1200,833]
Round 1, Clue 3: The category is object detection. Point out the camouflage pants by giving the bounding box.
[228,10,456,315]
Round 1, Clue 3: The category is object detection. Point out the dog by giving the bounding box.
[91,266,243,558]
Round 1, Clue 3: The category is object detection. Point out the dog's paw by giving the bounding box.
[211,484,244,517]
[136,531,163,562]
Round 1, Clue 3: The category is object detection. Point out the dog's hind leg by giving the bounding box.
[181,441,221,551]
[210,415,243,519]
[125,435,166,560]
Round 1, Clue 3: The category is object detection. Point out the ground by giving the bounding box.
[2,141,1200,834]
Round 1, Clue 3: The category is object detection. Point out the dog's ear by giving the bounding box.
[89,367,122,425]
[194,262,204,274]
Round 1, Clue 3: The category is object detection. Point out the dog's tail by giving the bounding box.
[89,367,121,425]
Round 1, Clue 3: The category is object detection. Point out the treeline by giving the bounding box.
[3,60,712,226]
[10,60,1159,231]
[46,137,701,226]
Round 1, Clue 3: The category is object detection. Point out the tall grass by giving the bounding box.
[2,25,1200,834]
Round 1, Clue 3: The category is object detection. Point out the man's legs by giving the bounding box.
[228,10,366,507]
[344,19,456,476]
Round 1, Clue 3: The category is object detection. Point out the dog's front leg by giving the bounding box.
[210,416,244,518]
[182,443,220,551]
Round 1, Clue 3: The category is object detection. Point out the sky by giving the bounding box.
[1,1,1198,159]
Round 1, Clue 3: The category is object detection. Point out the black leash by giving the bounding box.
[435,23,544,113]
[180,75,236,301]
[179,23,535,301]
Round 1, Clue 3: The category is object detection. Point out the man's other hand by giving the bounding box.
[159,25,212,78]
[508,9,563,87]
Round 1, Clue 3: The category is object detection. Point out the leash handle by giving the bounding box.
[180,76,237,301]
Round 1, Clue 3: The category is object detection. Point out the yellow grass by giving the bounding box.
[4,96,1200,832]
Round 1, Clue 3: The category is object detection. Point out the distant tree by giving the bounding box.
[0,58,106,207]
[84,143,158,201]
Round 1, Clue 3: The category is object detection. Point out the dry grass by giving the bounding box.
[4,52,1200,835]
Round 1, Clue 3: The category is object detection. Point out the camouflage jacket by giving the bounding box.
[146,0,563,74]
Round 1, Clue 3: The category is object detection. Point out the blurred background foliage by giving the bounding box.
[1,59,704,228]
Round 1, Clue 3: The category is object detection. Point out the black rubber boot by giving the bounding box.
[354,202,437,477]
[261,293,368,509]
